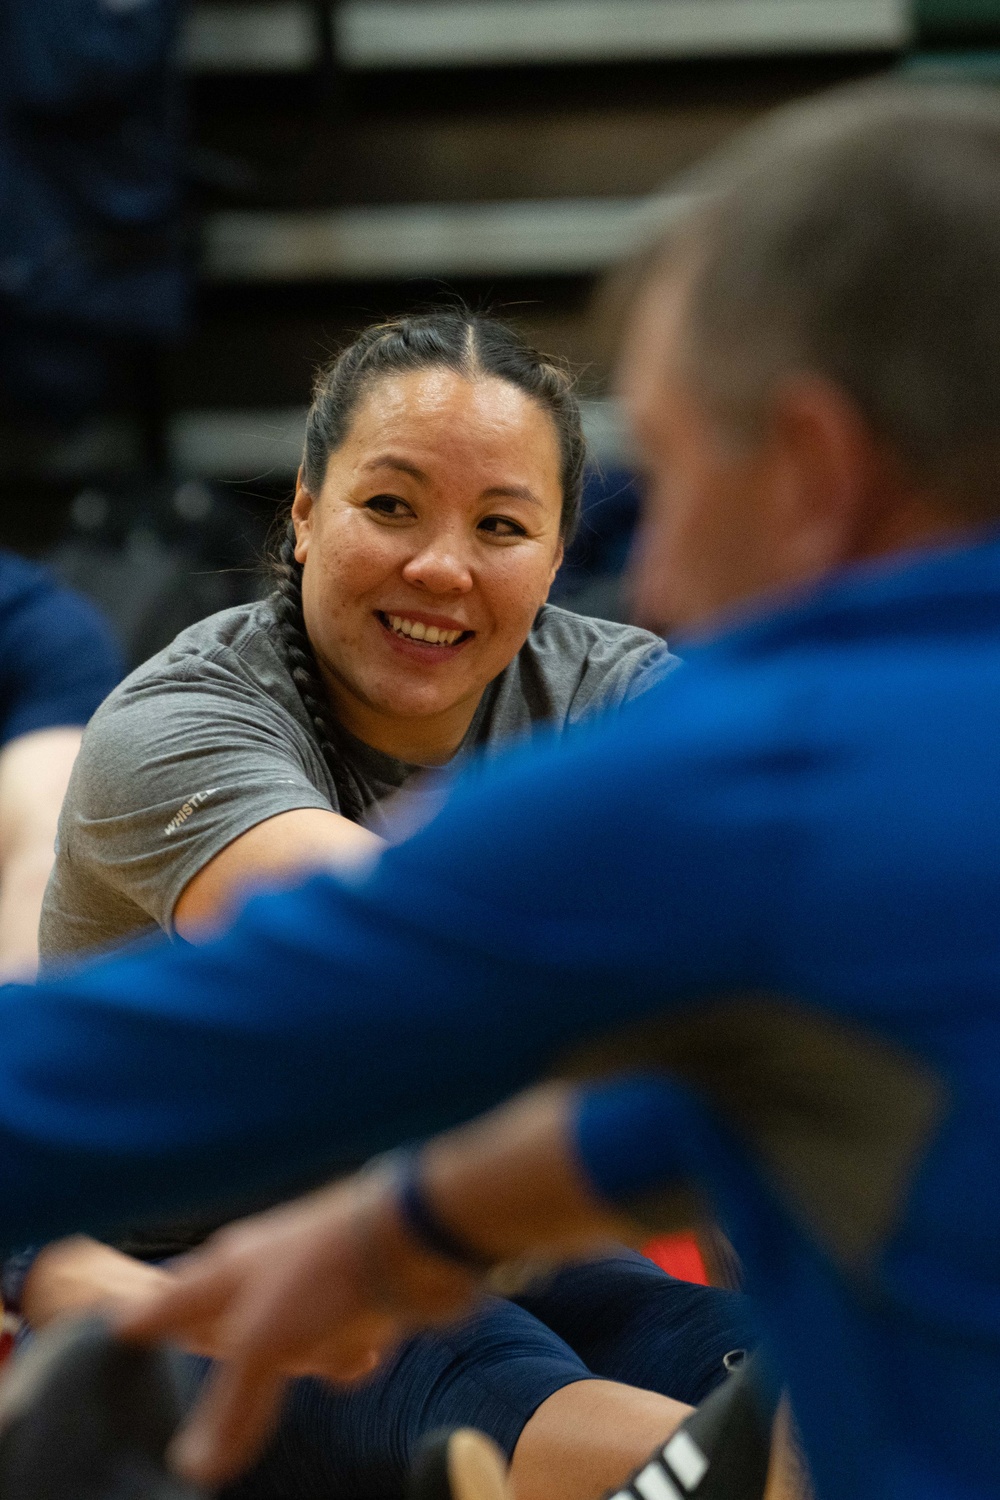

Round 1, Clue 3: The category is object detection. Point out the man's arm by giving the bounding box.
[14,806,382,1331]
[0,683,751,1248]
[119,1083,630,1484]
[0,727,84,979]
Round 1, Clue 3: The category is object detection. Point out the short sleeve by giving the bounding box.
[0,557,124,746]
[568,635,679,722]
[54,662,337,937]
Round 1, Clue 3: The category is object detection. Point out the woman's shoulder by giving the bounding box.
[76,597,308,778]
[528,603,675,687]
[60,593,328,831]
[475,604,677,744]
[527,602,666,659]
[145,595,280,670]
[104,596,289,704]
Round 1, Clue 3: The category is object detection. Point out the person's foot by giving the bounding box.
[410,1428,512,1500]
[0,1314,205,1500]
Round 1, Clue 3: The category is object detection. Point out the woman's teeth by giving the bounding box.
[387,615,463,646]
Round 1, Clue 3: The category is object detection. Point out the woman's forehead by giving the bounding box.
[337,370,563,482]
[354,369,553,441]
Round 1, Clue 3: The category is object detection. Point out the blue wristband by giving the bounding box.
[1,1246,41,1317]
[391,1150,495,1273]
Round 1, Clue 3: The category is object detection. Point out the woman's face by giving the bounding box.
[292,368,566,763]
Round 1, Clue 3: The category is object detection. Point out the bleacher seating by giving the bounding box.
[12,0,998,620]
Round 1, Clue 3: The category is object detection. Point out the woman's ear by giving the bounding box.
[291,468,315,565]
[547,537,565,589]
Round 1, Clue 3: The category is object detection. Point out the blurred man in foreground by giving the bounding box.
[3,82,1000,1500]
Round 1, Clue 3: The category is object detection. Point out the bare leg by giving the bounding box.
[510,1379,692,1500]
[765,1399,813,1500]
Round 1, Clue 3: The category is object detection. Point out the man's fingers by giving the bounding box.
[168,1356,287,1487]
[290,1332,388,1383]
[115,1262,230,1345]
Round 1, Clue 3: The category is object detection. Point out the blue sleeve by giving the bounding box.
[0,677,773,1249]
[573,1077,703,1203]
[0,556,124,745]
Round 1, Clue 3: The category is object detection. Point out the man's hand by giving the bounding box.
[118,1085,623,1488]
[118,1167,481,1487]
[20,1236,172,1330]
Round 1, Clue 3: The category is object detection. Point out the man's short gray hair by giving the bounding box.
[661,82,1000,517]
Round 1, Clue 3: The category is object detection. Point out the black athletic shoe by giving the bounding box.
[0,1314,207,1500]
[409,1428,511,1500]
[602,1353,774,1500]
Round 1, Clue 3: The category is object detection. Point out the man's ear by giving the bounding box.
[291,468,315,565]
[766,375,879,578]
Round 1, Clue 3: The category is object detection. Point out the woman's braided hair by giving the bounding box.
[272,308,587,822]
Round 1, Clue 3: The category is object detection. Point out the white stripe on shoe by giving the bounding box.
[663,1430,709,1491]
[633,1460,685,1500]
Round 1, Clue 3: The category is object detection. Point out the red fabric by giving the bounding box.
[642,1232,709,1285]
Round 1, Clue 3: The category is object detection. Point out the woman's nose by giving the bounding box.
[401,540,474,594]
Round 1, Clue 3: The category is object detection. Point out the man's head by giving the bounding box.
[623,83,1000,635]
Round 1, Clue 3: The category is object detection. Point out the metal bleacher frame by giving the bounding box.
[23,2,1000,507]
[161,0,911,482]
[185,1,910,73]
[9,0,919,497]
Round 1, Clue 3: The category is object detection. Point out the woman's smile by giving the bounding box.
[374,609,475,659]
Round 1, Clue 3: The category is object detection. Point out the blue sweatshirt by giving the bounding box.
[0,549,123,742]
[3,533,1000,1500]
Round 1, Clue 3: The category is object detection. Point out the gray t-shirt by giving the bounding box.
[40,597,673,967]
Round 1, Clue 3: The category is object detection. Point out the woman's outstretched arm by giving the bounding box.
[172,807,381,939]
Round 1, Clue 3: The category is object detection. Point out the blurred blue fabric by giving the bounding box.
[551,467,642,624]
[0,547,123,741]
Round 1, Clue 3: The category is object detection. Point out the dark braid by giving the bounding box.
[272,520,366,821]
[272,308,587,814]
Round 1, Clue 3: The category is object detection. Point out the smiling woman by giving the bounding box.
[13,316,739,1500]
[40,310,672,963]
[286,357,570,773]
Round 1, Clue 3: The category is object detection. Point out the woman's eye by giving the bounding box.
[364,494,412,518]
[479,515,528,538]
